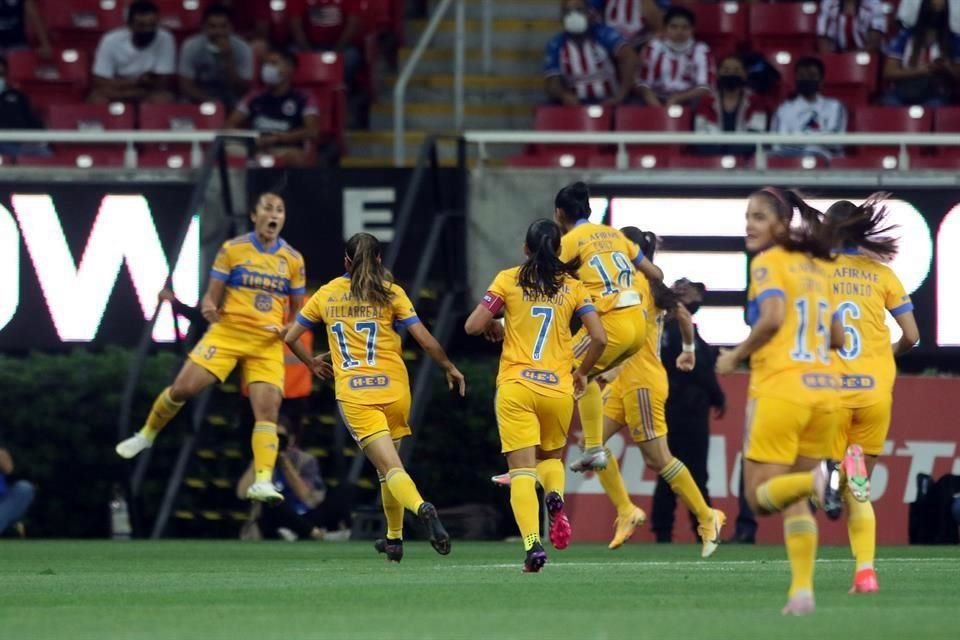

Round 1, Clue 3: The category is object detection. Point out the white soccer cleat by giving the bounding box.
[781,592,815,616]
[246,481,284,504]
[115,433,152,459]
[570,447,608,472]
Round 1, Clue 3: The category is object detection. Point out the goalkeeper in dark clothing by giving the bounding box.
[651,280,726,542]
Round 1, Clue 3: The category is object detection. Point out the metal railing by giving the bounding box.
[393,0,466,166]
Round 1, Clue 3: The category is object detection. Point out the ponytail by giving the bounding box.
[619,226,679,310]
[345,233,394,307]
[751,187,834,260]
[518,219,581,298]
[554,181,592,223]
[825,194,898,261]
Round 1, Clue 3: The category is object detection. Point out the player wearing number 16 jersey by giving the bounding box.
[466,219,607,572]
[825,197,920,595]
[285,233,465,562]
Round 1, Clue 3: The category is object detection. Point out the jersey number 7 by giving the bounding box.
[331,321,378,368]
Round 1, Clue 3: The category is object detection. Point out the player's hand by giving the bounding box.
[715,348,738,375]
[445,364,466,396]
[310,352,334,379]
[201,305,220,324]
[676,351,695,372]
[573,371,588,399]
[483,319,504,343]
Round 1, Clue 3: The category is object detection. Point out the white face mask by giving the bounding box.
[0,78,6,93]
[564,10,589,35]
[261,63,281,86]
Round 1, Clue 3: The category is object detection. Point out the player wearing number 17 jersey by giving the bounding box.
[825,197,920,595]
[286,233,465,562]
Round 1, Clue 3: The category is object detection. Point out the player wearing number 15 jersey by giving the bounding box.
[116,191,305,505]
[825,197,920,595]
[465,219,607,572]
[286,233,465,562]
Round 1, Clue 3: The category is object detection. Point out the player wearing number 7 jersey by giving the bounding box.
[286,233,466,561]
[465,219,607,572]
[825,196,920,595]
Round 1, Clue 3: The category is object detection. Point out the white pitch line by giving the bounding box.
[432,558,956,570]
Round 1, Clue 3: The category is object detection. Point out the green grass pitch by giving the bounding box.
[1,541,958,639]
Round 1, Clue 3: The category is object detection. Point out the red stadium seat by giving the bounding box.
[532,105,614,154]
[267,0,293,46]
[586,152,669,169]
[819,52,879,106]
[17,148,127,168]
[504,151,596,168]
[764,155,828,170]
[683,2,747,58]
[852,106,932,156]
[43,0,124,51]
[933,107,960,132]
[6,49,90,111]
[908,155,960,169]
[749,2,819,55]
[139,102,226,131]
[667,154,753,170]
[295,52,347,147]
[48,103,135,130]
[829,155,902,170]
[614,105,692,153]
[156,0,204,38]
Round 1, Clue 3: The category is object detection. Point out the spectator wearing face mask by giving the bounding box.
[817,0,888,53]
[224,48,320,166]
[179,4,254,111]
[882,0,960,106]
[770,56,848,159]
[636,6,714,107]
[694,55,769,156]
[89,1,177,104]
[587,0,669,49]
[544,0,639,106]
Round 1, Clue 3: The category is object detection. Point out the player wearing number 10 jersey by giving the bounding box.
[825,197,920,595]
[286,233,465,562]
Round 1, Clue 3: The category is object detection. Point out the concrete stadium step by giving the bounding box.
[427,0,560,20]
[370,101,534,131]
[345,130,522,165]
[396,48,544,77]
[385,73,543,105]
[405,18,559,51]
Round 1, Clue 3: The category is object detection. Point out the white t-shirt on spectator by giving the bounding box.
[772,93,848,157]
[93,27,177,79]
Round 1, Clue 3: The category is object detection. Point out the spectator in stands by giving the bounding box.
[224,48,320,166]
[544,0,638,106]
[179,4,254,111]
[770,56,848,159]
[0,54,49,158]
[0,0,52,58]
[694,54,769,155]
[0,446,34,537]
[289,0,364,86]
[587,0,668,49]
[636,5,713,107]
[882,0,960,106]
[817,0,887,53]
[89,1,177,104]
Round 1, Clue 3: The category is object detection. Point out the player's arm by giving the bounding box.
[465,276,507,340]
[893,309,920,356]
[573,309,607,397]
[830,314,845,350]
[674,303,696,372]
[407,322,466,396]
[717,294,784,374]
[200,278,227,324]
[464,305,494,336]
[284,321,333,379]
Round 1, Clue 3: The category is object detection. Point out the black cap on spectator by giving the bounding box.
[663,6,695,27]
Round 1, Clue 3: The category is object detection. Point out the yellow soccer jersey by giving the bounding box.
[297,276,418,405]
[746,247,837,405]
[831,251,913,407]
[617,274,668,395]
[482,266,596,397]
[560,221,644,315]
[210,233,306,335]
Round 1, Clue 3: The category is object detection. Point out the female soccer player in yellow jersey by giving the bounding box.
[592,228,725,556]
[116,191,306,504]
[716,187,851,616]
[285,233,465,561]
[824,196,919,595]
[553,182,664,473]
[465,219,607,572]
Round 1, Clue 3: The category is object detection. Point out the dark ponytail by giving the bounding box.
[554,181,592,223]
[619,226,679,311]
[751,187,834,259]
[345,233,394,307]
[517,219,581,298]
[825,194,899,261]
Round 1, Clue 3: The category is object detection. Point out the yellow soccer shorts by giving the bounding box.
[189,322,284,391]
[745,396,839,465]
[832,398,893,458]
[337,393,412,448]
[603,380,668,443]
[496,382,573,454]
[572,305,646,376]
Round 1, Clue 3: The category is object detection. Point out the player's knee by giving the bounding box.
[167,383,191,403]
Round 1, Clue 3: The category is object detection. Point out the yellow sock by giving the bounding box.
[756,472,815,514]
[579,381,604,449]
[596,448,635,518]
[784,514,818,597]
[509,468,540,551]
[380,478,405,539]
[536,459,565,497]
[141,387,185,441]
[661,458,712,522]
[845,489,876,571]
[252,421,279,484]
[384,468,425,514]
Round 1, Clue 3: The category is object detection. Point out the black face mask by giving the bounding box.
[717,75,745,92]
[683,301,701,315]
[132,31,157,49]
[796,79,820,98]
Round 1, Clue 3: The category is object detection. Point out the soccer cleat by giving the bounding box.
[245,481,284,504]
[850,568,879,594]
[115,433,152,459]
[374,537,404,563]
[843,444,871,503]
[698,509,727,558]
[781,592,816,616]
[491,473,511,487]
[608,506,646,550]
[814,459,844,520]
[570,447,608,473]
[417,502,451,555]
[544,491,572,550]
[523,541,548,573]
